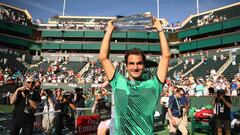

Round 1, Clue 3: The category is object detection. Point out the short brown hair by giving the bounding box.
[176,87,184,94]
[124,48,146,64]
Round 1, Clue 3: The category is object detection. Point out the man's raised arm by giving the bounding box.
[98,20,116,80]
[153,18,171,83]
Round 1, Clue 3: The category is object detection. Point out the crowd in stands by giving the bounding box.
[0,48,28,87]
[45,20,107,31]
[0,4,31,26]
[183,11,229,29]
[1,49,240,97]
[171,22,181,28]
[168,11,228,30]
[0,3,110,30]
[26,56,107,85]
[0,48,239,111]
[169,71,240,96]
[169,49,240,96]
[195,12,227,27]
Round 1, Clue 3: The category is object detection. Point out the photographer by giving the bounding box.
[74,87,87,117]
[92,90,111,135]
[33,80,42,92]
[10,77,41,135]
[55,91,76,135]
[212,89,232,135]
[40,89,56,135]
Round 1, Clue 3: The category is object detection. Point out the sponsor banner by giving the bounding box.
[41,83,92,90]
[76,115,100,135]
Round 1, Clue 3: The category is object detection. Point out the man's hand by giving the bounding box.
[219,95,224,101]
[106,20,116,32]
[43,91,48,97]
[213,93,218,98]
[21,88,30,97]
[152,17,163,32]
[171,118,177,127]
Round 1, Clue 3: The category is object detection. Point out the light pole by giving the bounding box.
[62,0,66,16]
[156,0,160,19]
[196,0,200,14]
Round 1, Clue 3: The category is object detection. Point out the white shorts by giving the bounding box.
[98,119,111,129]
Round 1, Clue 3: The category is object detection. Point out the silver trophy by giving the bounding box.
[113,12,153,31]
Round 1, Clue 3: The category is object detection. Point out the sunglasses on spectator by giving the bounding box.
[179,93,184,96]
[27,81,33,84]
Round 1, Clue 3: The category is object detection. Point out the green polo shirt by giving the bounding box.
[110,72,163,135]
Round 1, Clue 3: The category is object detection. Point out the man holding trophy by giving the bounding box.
[98,14,170,134]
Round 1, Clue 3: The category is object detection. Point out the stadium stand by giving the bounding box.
[0,3,32,26]
[181,2,240,29]
[0,50,27,74]
[65,61,87,73]
[223,54,240,81]
[189,56,229,78]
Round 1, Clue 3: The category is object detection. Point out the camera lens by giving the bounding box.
[23,90,30,95]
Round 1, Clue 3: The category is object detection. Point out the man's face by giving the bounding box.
[26,81,34,89]
[177,90,184,98]
[126,54,144,80]
[35,81,41,87]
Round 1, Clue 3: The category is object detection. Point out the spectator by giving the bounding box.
[231,80,238,96]
[160,90,170,126]
[40,89,56,134]
[238,64,240,73]
[179,88,190,130]
[212,89,232,135]
[33,80,42,92]
[55,92,76,135]
[213,55,217,62]
[168,88,188,135]
[74,87,87,116]
[10,77,41,135]
[0,70,4,85]
[92,90,111,135]
[195,81,204,96]
[2,89,7,105]
[231,111,240,135]
[54,88,62,101]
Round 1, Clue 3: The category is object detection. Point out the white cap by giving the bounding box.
[25,77,34,82]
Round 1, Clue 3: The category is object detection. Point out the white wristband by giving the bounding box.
[157,28,163,33]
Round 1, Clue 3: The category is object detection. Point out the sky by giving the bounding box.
[0,0,239,24]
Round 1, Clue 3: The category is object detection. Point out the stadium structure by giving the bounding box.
[0,2,240,134]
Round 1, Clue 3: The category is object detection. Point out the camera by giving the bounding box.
[217,90,225,97]
[62,93,70,99]
[42,89,53,96]
[23,90,30,95]
[62,92,73,103]
[74,87,83,93]
[21,89,33,99]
